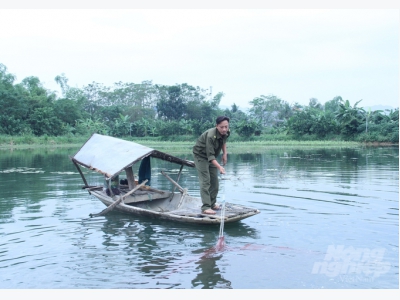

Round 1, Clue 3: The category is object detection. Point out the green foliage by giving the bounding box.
[324,96,342,116]
[111,114,131,137]
[0,115,30,135]
[234,119,262,137]
[248,94,293,127]
[54,98,86,126]
[309,98,323,110]
[157,120,182,137]
[155,84,214,121]
[75,118,109,135]
[0,62,398,144]
[27,107,65,136]
[0,90,29,134]
[0,63,16,88]
[130,117,152,137]
[223,103,249,129]
[0,66,30,134]
[356,108,399,143]
[94,105,124,126]
[156,85,186,120]
[335,99,365,137]
[21,76,51,100]
[184,92,209,120]
[287,107,339,138]
[191,119,214,136]
[125,106,155,122]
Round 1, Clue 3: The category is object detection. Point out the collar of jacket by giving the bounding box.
[213,127,229,139]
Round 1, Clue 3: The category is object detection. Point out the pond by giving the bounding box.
[0,145,398,289]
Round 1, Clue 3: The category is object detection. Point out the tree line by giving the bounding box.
[0,63,398,143]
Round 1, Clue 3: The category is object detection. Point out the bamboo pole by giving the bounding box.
[161,171,184,193]
[70,158,89,188]
[171,164,184,194]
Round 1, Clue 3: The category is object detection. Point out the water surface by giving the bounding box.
[0,146,398,289]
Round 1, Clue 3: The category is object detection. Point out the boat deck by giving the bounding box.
[168,204,258,220]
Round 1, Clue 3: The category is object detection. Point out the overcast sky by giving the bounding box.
[0,5,398,110]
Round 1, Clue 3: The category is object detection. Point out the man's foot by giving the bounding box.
[212,204,220,210]
[203,209,216,215]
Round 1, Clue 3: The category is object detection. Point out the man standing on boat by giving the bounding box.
[192,116,230,215]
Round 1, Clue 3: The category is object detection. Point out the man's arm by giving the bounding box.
[221,143,228,165]
[211,159,225,174]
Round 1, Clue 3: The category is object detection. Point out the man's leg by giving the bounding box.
[194,155,212,211]
[209,165,219,208]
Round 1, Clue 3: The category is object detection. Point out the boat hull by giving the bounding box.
[89,190,260,225]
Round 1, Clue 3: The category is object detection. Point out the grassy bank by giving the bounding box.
[0,133,370,154]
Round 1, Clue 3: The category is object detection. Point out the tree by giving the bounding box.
[21,76,54,102]
[112,114,131,137]
[28,107,65,136]
[210,92,224,109]
[223,103,248,132]
[324,96,342,115]
[235,119,261,137]
[0,65,30,134]
[156,85,186,120]
[53,98,86,126]
[288,104,340,138]
[55,73,70,97]
[335,99,365,137]
[309,98,323,110]
[249,94,292,127]
[231,103,239,113]
[0,63,16,89]
[75,118,109,135]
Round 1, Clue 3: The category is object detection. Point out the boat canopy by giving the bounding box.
[71,133,195,179]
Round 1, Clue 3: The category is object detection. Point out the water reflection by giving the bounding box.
[81,213,260,288]
[191,248,231,288]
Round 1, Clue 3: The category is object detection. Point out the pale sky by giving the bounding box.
[0,3,399,110]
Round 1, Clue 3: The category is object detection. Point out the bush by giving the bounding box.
[390,131,399,143]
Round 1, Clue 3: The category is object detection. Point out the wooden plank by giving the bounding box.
[168,210,228,220]
[139,185,165,194]
[119,184,164,195]
[198,213,228,220]
[86,186,103,191]
[123,191,171,204]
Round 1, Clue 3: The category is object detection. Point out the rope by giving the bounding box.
[218,175,226,238]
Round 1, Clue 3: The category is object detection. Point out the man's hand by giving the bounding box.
[219,165,226,174]
[222,153,228,165]
[212,159,226,174]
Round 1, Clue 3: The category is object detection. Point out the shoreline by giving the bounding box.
[0,140,397,154]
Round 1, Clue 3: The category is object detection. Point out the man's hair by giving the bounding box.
[216,116,230,124]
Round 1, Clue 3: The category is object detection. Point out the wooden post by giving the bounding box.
[106,177,114,197]
[125,166,136,189]
[71,159,89,187]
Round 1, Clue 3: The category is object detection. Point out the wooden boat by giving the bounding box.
[70,133,260,225]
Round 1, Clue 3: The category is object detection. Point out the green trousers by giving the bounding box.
[193,154,219,211]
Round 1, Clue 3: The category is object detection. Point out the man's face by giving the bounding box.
[216,120,229,136]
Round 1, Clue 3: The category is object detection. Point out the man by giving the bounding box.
[192,116,230,215]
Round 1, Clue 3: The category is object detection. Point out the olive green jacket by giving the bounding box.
[192,127,230,162]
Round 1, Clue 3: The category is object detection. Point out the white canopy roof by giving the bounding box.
[72,133,194,179]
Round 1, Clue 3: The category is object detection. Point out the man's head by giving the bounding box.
[215,116,230,136]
